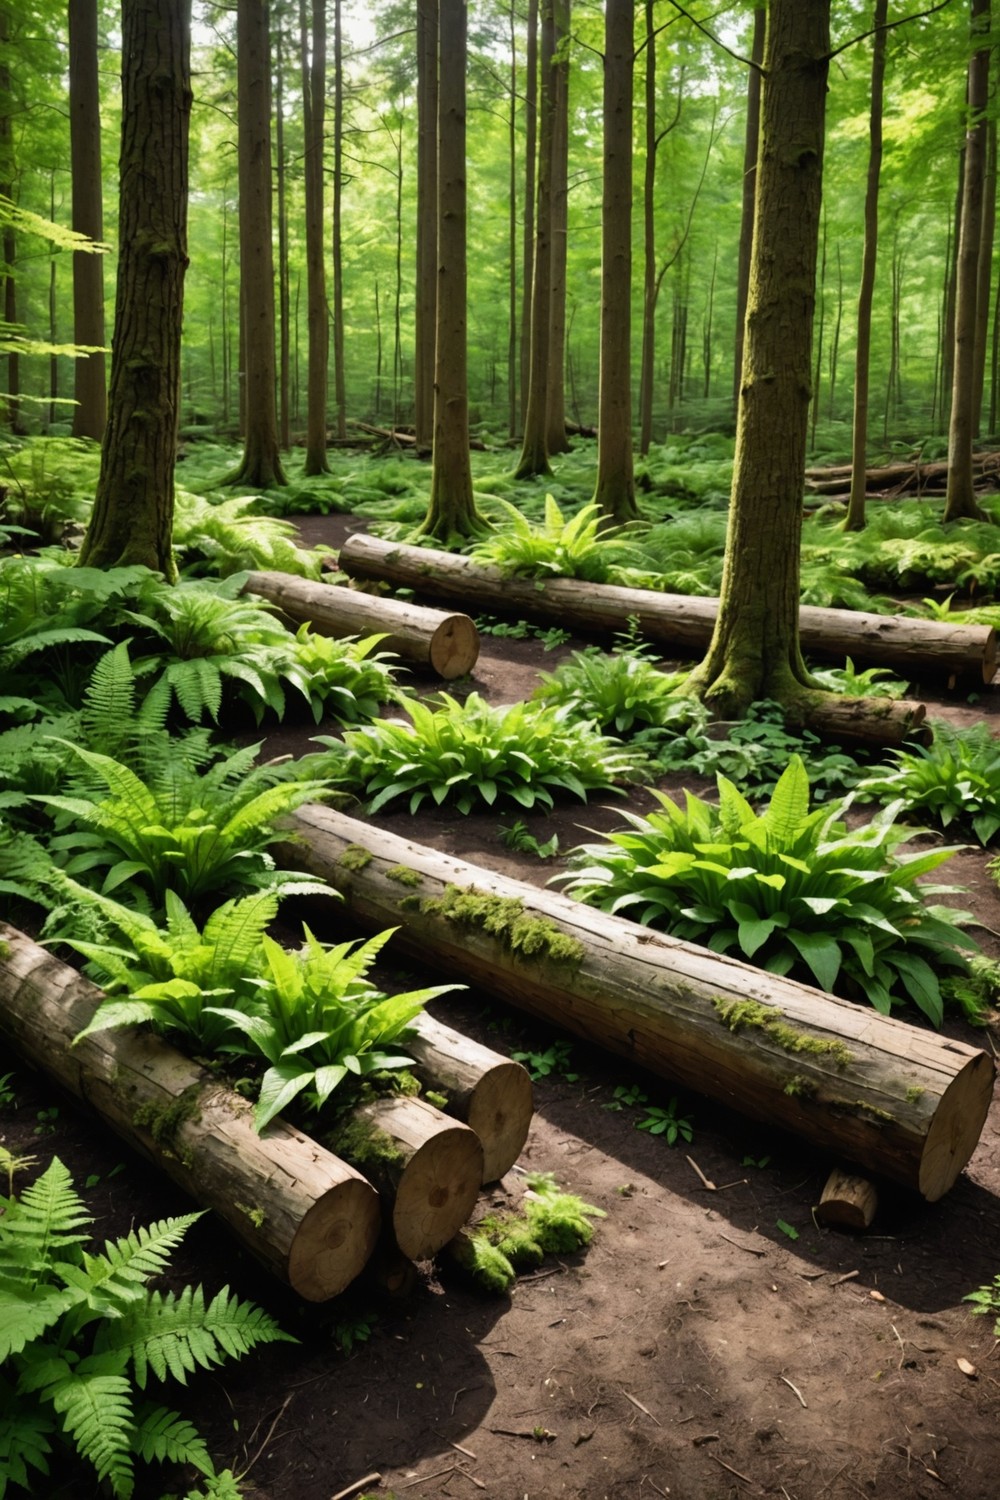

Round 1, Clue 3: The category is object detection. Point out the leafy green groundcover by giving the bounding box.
[559,755,978,1026]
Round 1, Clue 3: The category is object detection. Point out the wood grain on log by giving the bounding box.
[278,807,994,1202]
[407,1010,533,1181]
[338,534,997,685]
[0,925,381,1301]
[242,570,479,680]
[333,1095,483,1260]
[817,1167,879,1230]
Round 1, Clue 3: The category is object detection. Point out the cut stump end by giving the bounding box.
[919,1050,996,1202]
[429,613,480,679]
[287,1174,382,1302]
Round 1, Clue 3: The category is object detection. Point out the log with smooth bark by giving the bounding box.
[277,807,994,1203]
[0,925,381,1301]
[242,570,479,679]
[338,534,997,686]
[407,1009,533,1181]
[331,1094,483,1260]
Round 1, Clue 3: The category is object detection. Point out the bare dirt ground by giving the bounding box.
[3,514,1000,1500]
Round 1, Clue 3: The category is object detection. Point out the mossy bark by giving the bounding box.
[68,0,107,442]
[592,0,638,525]
[414,0,437,456]
[513,0,555,481]
[421,0,482,540]
[301,0,329,477]
[686,0,829,716]
[78,0,191,574]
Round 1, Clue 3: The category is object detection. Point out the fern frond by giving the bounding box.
[50,1353,135,1498]
[0,1396,54,1495]
[0,1283,78,1362]
[112,1283,295,1390]
[130,1400,214,1476]
[0,1158,91,1276]
[77,1214,204,1312]
[79,642,139,755]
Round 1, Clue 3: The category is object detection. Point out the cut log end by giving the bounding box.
[982,628,998,684]
[287,1175,382,1302]
[393,1122,483,1260]
[429,614,479,679]
[816,1167,878,1230]
[465,1062,534,1182]
[919,1051,996,1202]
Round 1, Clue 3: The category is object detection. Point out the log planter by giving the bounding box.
[339,533,998,687]
[242,569,479,680]
[0,925,381,1301]
[278,807,995,1203]
[0,928,507,1287]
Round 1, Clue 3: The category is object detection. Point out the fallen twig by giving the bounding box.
[719,1232,766,1257]
[399,1464,457,1489]
[708,1453,758,1486]
[686,1155,716,1190]
[779,1375,807,1409]
[330,1475,382,1500]
[623,1390,662,1426]
[832,1270,859,1286]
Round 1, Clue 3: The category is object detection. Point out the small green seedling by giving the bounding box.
[776,1218,800,1241]
[499,819,560,859]
[604,1082,649,1111]
[512,1039,580,1082]
[636,1097,693,1145]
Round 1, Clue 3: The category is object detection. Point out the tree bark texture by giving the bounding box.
[423,0,479,537]
[68,0,107,441]
[339,534,998,692]
[300,0,328,474]
[278,809,995,1203]
[972,59,997,436]
[0,926,381,1302]
[845,0,888,533]
[332,0,347,441]
[79,0,191,573]
[592,0,637,524]
[687,0,830,715]
[230,0,285,489]
[515,0,555,478]
[519,0,538,429]
[733,8,765,420]
[414,0,438,455]
[946,0,991,521]
[544,0,570,456]
[241,569,480,678]
[274,24,291,450]
[638,0,659,457]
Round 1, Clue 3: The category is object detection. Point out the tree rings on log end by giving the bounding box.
[390,1116,484,1261]
[466,1061,533,1182]
[429,613,479,679]
[981,626,998,683]
[287,1173,382,1301]
[919,1050,996,1202]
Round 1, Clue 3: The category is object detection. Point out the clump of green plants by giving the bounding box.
[451,1172,605,1294]
[498,820,559,859]
[279,626,400,725]
[532,633,687,735]
[858,721,1000,845]
[558,755,978,1025]
[307,692,643,815]
[0,1156,292,1498]
[204,926,460,1131]
[965,1271,1000,1333]
[808,657,910,700]
[173,488,331,579]
[469,496,636,583]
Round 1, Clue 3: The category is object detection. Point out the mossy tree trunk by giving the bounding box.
[68,0,107,442]
[79,0,191,574]
[421,0,481,539]
[732,7,764,422]
[686,0,829,716]
[544,0,570,457]
[228,0,285,490]
[519,0,538,430]
[332,0,347,442]
[414,0,438,456]
[300,0,328,475]
[514,0,554,480]
[845,0,888,534]
[592,0,638,525]
[946,0,991,520]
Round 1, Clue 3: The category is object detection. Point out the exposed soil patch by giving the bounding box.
[4,514,1000,1500]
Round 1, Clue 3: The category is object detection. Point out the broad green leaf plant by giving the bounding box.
[0,1157,291,1499]
[559,756,977,1026]
[859,722,1000,846]
[470,496,635,583]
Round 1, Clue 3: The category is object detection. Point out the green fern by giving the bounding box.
[0,1157,291,1498]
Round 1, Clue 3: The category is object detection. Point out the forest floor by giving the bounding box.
[4,511,1000,1500]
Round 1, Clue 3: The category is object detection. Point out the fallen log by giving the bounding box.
[0,925,381,1301]
[277,807,995,1203]
[339,534,997,686]
[242,569,479,680]
[817,1167,878,1231]
[329,1094,483,1260]
[407,1010,533,1182]
[804,451,1000,497]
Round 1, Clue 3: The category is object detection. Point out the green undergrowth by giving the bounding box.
[450,1172,605,1294]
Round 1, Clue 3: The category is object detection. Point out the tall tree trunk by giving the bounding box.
[593,0,637,523]
[79,0,192,574]
[941,138,965,431]
[686,0,829,716]
[945,0,991,521]
[972,79,997,436]
[229,0,285,488]
[811,214,825,448]
[421,0,480,538]
[48,174,58,430]
[827,239,843,419]
[702,243,716,400]
[519,0,538,427]
[221,187,232,430]
[514,0,555,478]
[0,6,24,436]
[507,2,518,439]
[274,20,290,449]
[332,0,346,440]
[545,0,570,455]
[68,0,107,440]
[845,0,888,532]
[415,0,438,454]
[300,0,328,472]
[733,6,765,420]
